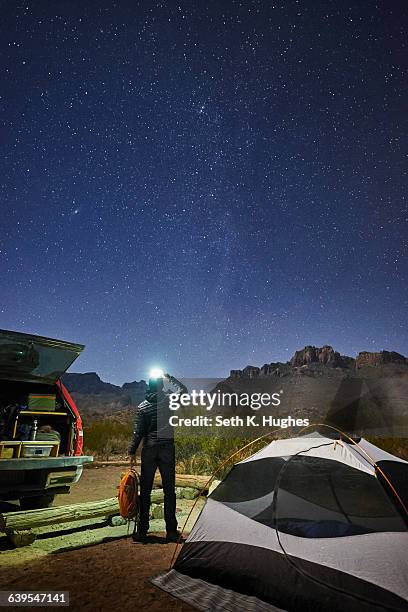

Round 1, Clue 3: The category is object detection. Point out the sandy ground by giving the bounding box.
[0,465,201,611]
[0,537,193,612]
[55,465,136,505]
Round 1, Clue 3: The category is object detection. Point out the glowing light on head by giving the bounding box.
[149,367,164,380]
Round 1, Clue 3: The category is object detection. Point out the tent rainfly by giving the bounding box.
[153,432,408,612]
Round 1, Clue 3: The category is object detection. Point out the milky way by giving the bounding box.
[1,1,407,383]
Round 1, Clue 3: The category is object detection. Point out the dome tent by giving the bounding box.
[153,431,408,612]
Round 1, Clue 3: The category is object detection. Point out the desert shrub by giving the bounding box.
[82,415,408,471]
[175,434,268,477]
[84,416,275,470]
[83,419,133,459]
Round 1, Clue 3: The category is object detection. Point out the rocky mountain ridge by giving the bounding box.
[61,372,147,419]
[223,345,408,437]
[62,346,408,434]
[229,345,407,379]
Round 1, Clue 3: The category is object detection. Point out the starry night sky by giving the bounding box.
[1,1,407,384]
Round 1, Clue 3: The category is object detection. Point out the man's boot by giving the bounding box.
[166,530,181,543]
[132,530,148,543]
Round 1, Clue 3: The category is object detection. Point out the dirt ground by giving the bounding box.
[0,537,193,612]
[55,465,132,505]
[0,465,200,611]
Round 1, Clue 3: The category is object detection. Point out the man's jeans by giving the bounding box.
[139,443,178,534]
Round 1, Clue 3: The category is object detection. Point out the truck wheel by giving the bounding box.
[19,494,55,510]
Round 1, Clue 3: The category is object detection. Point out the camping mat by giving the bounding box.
[152,569,287,612]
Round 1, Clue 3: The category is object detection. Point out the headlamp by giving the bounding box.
[149,367,164,380]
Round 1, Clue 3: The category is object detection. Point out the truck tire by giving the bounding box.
[19,493,55,510]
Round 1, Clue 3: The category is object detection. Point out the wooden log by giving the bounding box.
[87,462,211,491]
[0,498,118,532]
[155,473,211,491]
[0,490,165,533]
[117,471,212,492]
[87,460,141,468]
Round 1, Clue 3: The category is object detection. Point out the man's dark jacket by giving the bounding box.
[128,376,187,454]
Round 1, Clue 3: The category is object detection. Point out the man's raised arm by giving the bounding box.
[165,373,188,395]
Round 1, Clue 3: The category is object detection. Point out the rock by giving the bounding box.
[230,366,261,378]
[109,515,128,527]
[60,373,148,417]
[7,530,36,547]
[242,365,260,378]
[290,345,349,368]
[121,380,148,405]
[179,487,199,500]
[260,363,279,376]
[356,350,407,369]
[150,504,164,519]
[62,372,123,395]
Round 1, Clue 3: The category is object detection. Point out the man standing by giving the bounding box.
[128,370,187,542]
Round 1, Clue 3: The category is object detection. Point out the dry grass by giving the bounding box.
[82,416,408,470]
[83,418,133,460]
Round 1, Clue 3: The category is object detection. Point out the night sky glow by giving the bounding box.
[1,1,407,384]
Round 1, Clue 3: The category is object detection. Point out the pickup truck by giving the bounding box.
[0,329,93,509]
